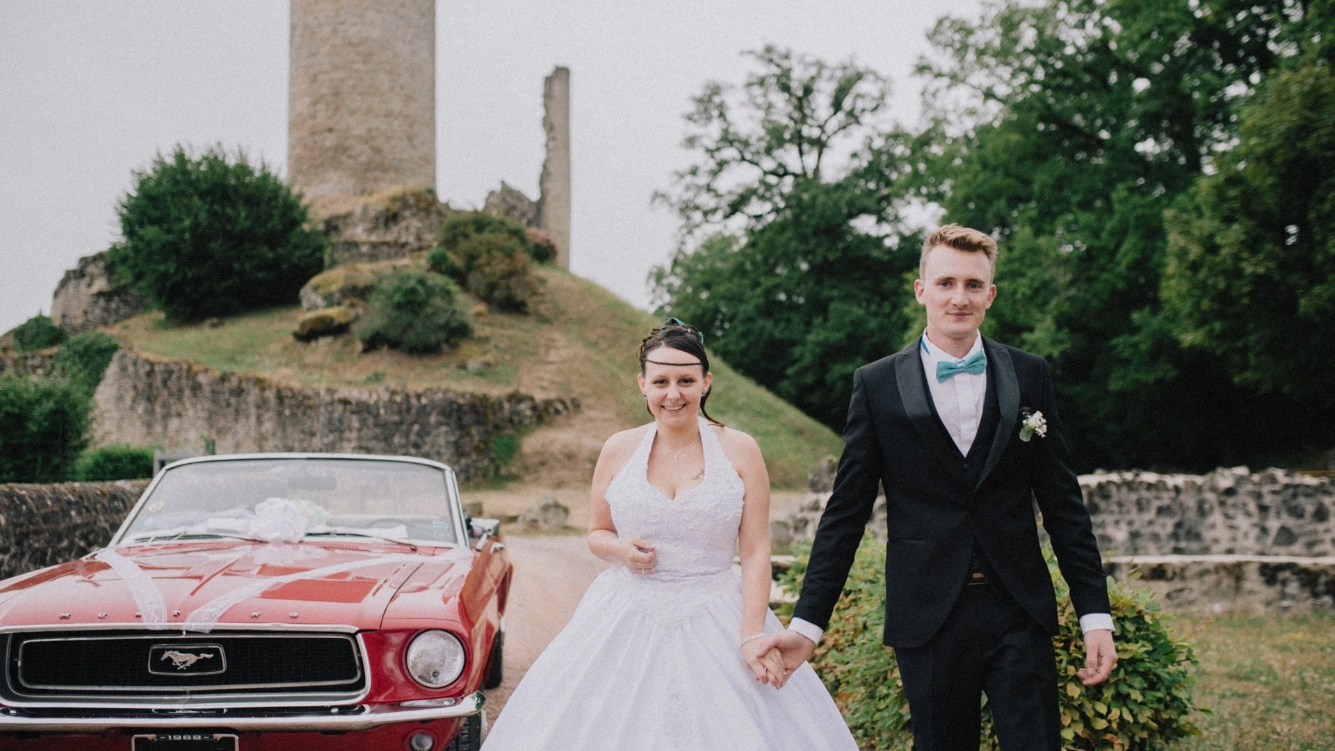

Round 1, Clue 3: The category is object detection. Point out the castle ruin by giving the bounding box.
[539,67,572,269]
[287,0,436,201]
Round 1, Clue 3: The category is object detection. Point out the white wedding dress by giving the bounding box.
[481,419,858,750]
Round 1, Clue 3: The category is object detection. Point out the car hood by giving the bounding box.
[0,541,474,632]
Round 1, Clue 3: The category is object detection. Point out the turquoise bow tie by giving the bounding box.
[936,350,987,382]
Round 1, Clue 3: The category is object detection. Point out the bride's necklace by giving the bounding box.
[657,431,701,464]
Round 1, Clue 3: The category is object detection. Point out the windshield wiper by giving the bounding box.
[304,528,419,550]
[125,530,268,544]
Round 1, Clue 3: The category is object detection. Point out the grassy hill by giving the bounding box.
[112,266,842,489]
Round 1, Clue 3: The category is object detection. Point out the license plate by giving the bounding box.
[132,734,239,751]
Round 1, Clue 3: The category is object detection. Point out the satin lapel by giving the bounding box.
[894,343,961,472]
[975,338,1019,491]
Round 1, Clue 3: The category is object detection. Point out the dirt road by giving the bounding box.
[482,535,607,718]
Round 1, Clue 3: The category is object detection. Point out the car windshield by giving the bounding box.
[119,458,459,547]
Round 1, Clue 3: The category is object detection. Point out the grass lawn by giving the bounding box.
[1171,613,1335,751]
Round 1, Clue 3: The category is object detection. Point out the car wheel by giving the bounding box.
[483,630,503,689]
[446,710,484,751]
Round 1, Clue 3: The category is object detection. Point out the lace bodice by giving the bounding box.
[605,418,746,581]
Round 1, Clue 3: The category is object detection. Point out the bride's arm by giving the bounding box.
[728,429,786,687]
[588,430,656,570]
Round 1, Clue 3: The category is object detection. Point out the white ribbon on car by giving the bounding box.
[95,547,171,630]
[181,553,430,633]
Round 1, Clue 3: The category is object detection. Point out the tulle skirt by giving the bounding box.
[481,566,858,751]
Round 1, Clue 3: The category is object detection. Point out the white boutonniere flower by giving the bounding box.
[1020,410,1048,442]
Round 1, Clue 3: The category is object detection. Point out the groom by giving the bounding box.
[765,225,1116,750]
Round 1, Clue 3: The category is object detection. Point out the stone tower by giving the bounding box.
[288,0,435,201]
[538,67,572,269]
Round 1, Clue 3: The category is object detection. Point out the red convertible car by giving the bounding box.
[0,454,512,751]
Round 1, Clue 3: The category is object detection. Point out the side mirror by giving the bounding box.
[471,518,501,548]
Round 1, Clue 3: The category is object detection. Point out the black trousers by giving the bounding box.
[893,581,1061,751]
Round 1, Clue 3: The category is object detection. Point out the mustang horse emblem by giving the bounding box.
[160,650,215,670]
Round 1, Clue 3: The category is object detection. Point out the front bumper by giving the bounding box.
[0,691,484,733]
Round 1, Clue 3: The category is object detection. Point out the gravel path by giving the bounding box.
[482,535,606,719]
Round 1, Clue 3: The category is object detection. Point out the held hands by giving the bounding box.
[1079,629,1117,686]
[622,538,657,574]
[740,637,789,689]
[743,630,815,689]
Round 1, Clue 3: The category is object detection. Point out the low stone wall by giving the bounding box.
[93,349,578,481]
[1103,555,1335,614]
[773,461,1335,613]
[1084,467,1335,556]
[0,480,149,581]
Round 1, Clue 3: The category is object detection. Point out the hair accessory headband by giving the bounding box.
[644,358,705,367]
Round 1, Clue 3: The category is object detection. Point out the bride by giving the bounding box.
[481,319,856,750]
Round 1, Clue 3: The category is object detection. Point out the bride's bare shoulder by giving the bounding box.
[598,425,650,461]
[712,424,763,464]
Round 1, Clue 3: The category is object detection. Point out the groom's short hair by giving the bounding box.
[920,225,998,282]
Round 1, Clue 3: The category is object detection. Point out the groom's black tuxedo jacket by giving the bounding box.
[793,336,1110,649]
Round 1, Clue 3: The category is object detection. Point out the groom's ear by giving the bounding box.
[913,278,926,303]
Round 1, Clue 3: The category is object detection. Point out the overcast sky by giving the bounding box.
[0,0,980,335]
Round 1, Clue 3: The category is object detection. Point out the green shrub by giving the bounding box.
[357,270,474,354]
[436,212,546,312]
[440,211,552,264]
[72,444,155,481]
[12,315,66,352]
[107,145,327,321]
[779,535,1203,750]
[0,373,92,483]
[426,247,461,278]
[50,332,119,392]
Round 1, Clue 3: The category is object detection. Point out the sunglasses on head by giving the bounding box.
[654,317,704,345]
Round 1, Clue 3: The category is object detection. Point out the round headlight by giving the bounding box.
[405,630,466,688]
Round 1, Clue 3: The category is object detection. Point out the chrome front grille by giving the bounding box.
[4,631,366,705]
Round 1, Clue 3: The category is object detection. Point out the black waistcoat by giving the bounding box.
[921,365,1002,489]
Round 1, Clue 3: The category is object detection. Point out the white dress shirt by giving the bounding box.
[788,331,1112,646]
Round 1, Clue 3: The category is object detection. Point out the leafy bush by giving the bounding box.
[440,212,553,264]
[0,373,93,483]
[436,212,545,312]
[426,247,461,278]
[779,535,1203,750]
[357,270,473,354]
[50,332,119,392]
[12,314,67,352]
[72,444,155,481]
[107,145,327,321]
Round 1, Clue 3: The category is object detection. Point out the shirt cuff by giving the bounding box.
[788,617,825,646]
[1079,613,1114,634]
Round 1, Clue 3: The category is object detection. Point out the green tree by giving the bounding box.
[920,0,1335,470]
[653,47,929,429]
[0,373,92,483]
[1164,62,1335,406]
[107,146,327,322]
[654,182,919,427]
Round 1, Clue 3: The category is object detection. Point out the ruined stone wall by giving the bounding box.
[538,67,571,269]
[49,251,146,334]
[288,0,435,200]
[0,480,149,581]
[92,349,578,481]
[321,190,453,265]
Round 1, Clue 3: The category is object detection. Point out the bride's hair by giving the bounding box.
[637,318,722,426]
